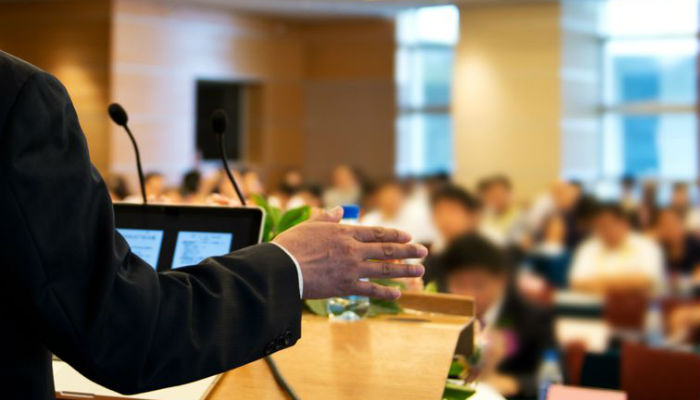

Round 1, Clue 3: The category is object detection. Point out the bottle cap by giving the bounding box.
[341,204,360,220]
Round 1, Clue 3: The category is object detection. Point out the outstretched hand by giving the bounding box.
[273,207,427,300]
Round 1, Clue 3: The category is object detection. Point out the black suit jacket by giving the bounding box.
[0,51,302,399]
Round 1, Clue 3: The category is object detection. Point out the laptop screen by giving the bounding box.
[171,231,233,269]
[114,204,263,271]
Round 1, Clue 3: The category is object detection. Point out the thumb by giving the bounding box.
[309,206,344,223]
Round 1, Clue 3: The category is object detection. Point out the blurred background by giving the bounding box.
[2,0,699,399]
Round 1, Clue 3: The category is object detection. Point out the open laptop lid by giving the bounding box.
[113,203,264,271]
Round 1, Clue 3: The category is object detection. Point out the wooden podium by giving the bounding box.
[54,292,475,400]
[208,292,475,400]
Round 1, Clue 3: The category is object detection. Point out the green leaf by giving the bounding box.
[268,207,282,233]
[448,361,465,377]
[304,299,329,316]
[442,382,476,400]
[251,194,274,242]
[251,193,270,211]
[424,280,439,293]
[277,206,311,234]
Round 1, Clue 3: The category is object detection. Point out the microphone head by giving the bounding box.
[108,103,129,126]
[210,109,228,136]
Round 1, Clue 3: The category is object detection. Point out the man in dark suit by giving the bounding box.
[0,51,427,399]
[442,234,555,400]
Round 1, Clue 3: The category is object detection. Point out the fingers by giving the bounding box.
[308,206,343,223]
[357,261,425,279]
[350,226,412,243]
[360,242,428,260]
[351,280,402,300]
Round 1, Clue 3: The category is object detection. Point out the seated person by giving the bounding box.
[668,303,700,345]
[442,234,555,399]
[361,180,408,231]
[670,182,691,219]
[654,208,700,292]
[528,214,572,288]
[478,175,526,248]
[424,185,482,289]
[323,164,362,207]
[431,184,482,251]
[569,203,665,295]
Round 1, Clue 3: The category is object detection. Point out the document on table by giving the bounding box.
[53,360,219,400]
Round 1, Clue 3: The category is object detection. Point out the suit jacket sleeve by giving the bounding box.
[0,70,302,394]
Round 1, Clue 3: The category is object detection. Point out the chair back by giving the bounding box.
[621,342,700,400]
[603,289,647,330]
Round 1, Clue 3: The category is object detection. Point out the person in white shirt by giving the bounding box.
[322,165,362,208]
[478,175,526,247]
[361,181,407,231]
[569,202,666,295]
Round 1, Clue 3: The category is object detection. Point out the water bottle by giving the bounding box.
[537,349,563,400]
[327,205,370,321]
[644,300,664,347]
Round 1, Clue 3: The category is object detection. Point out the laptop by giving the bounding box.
[53,203,265,400]
[113,203,264,271]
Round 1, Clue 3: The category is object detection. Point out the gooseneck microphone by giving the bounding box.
[108,103,147,204]
[211,110,300,400]
[210,109,247,206]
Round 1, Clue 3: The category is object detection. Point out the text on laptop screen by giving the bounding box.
[172,231,233,269]
[116,228,164,268]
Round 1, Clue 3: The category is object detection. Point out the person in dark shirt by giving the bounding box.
[423,184,482,290]
[655,208,700,291]
[442,234,555,400]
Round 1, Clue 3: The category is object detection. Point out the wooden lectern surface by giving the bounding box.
[208,312,473,400]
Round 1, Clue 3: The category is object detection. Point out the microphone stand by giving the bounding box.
[123,124,147,205]
[210,109,300,400]
[108,103,147,205]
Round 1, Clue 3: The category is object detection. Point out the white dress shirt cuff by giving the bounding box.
[271,242,303,298]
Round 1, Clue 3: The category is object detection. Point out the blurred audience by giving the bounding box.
[423,184,482,290]
[635,180,659,232]
[431,184,482,252]
[653,208,700,294]
[620,175,638,213]
[110,167,699,298]
[478,175,526,247]
[569,203,665,295]
[242,169,264,197]
[180,169,202,203]
[283,169,304,192]
[672,181,700,235]
[670,182,691,217]
[144,172,166,199]
[442,234,554,399]
[361,181,407,230]
[289,185,323,209]
[323,165,362,208]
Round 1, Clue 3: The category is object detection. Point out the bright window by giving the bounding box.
[600,0,699,183]
[395,5,458,177]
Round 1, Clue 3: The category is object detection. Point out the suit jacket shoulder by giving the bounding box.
[0,51,45,133]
